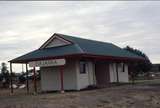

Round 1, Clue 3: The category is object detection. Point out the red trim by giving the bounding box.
[11,53,145,63]
[60,66,64,92]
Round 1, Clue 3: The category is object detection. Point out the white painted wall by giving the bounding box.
[63,60,77,90]
[76,61,96,90]
[40,60,77,91]
[109,63,117,82]
[40,60,129,91]
[41,67,60,91]
[88,62,96,85]
[118,64,129,82]
[109,63,129,82]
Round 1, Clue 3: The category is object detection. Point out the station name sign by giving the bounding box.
[29,59,66,67]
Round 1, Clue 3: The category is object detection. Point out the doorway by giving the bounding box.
[95,61,110,87]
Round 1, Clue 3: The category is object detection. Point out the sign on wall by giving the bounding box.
[29,59,66,67]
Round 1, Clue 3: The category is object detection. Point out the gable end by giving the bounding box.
[40,34,72,49]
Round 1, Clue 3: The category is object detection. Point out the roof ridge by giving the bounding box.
[55,33,113,45]
[74,44,85,53]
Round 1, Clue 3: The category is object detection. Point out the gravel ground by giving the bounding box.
[0,80,160,108]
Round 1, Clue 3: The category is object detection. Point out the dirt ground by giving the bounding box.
[0,80,160,108]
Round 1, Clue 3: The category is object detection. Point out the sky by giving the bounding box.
[0,1,160,72]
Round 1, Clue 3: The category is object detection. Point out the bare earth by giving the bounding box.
[0,80,160,108]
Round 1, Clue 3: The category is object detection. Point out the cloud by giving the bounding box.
[0,1,160,72]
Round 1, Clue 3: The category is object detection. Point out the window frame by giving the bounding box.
[79,61,87,74]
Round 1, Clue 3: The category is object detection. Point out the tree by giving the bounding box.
[124,46,152,82]
[1,62,10,88]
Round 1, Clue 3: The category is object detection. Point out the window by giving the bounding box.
[121,63,125,72]
[80,61,87,74]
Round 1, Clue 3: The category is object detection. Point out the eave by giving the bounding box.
[9,53,145,64]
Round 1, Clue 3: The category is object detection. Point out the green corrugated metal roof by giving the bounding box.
[10,33,144,63]
[11,44,82,63]
[58,33,142,59]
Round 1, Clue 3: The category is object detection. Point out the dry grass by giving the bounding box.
[1,79,160,108]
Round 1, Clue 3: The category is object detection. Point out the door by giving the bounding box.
[95,62,110,87]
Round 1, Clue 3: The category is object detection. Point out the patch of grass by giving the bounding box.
[130,79,160,85]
